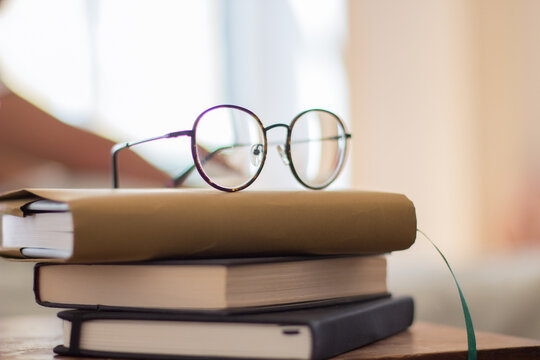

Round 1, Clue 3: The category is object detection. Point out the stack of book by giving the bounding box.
[0,188,417,360]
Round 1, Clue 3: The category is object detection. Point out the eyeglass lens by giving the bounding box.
[192,106,347,191]
[289,110,347,189]
[194,106,266,190]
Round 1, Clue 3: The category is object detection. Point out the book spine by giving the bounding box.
[311,297,414,360]
[33,263,43,305]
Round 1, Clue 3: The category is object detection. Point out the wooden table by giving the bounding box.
[1,315,539,359]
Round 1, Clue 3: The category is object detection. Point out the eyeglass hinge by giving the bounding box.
[167,130,193,138]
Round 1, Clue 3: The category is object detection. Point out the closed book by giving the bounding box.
[0,188,416,263]
[34,255,388,312]
[54,296,414,360]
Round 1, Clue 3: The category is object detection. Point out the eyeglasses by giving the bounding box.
[112,104,351,192]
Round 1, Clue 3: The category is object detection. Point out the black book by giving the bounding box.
[55,296,414,360]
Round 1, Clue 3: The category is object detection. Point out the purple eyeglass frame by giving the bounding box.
[111,104,351,192]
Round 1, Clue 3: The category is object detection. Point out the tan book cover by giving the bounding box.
[0,189,416,263]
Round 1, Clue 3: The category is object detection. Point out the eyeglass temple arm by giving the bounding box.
[265,134,352,147]
[169,133,352,187]
[112,130,193,188]
[286,134,352,145]
[169,132,352,187]
[169,144,238,187]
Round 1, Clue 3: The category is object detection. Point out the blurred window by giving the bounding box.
[0,0,349,188]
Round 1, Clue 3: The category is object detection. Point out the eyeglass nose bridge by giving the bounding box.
[264,123,291,166]
[264,123,290,132]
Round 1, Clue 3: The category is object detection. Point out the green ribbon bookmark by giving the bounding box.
[417,229,477,360]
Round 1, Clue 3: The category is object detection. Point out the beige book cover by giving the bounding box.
[0,189,416,263]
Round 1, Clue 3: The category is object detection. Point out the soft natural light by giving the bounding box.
[92,1,224,173]
[0,0,349,187]
[93,1,224,140]
[289,0,349,117]
[0,0,224,175]
[0,0,93,126]
[306,114,322,180]
[290,0,350,189]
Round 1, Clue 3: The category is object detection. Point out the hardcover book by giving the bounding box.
[0,188,417,262]
[55,296,414,360]
[34,255,388,312]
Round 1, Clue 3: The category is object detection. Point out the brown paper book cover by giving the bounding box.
[0,188,416,263]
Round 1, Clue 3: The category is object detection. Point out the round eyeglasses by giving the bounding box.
[112,104,352,192]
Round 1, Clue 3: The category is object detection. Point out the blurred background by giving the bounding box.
[1,0,540,340]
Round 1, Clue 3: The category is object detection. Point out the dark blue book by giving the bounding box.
[54,296,414,360]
